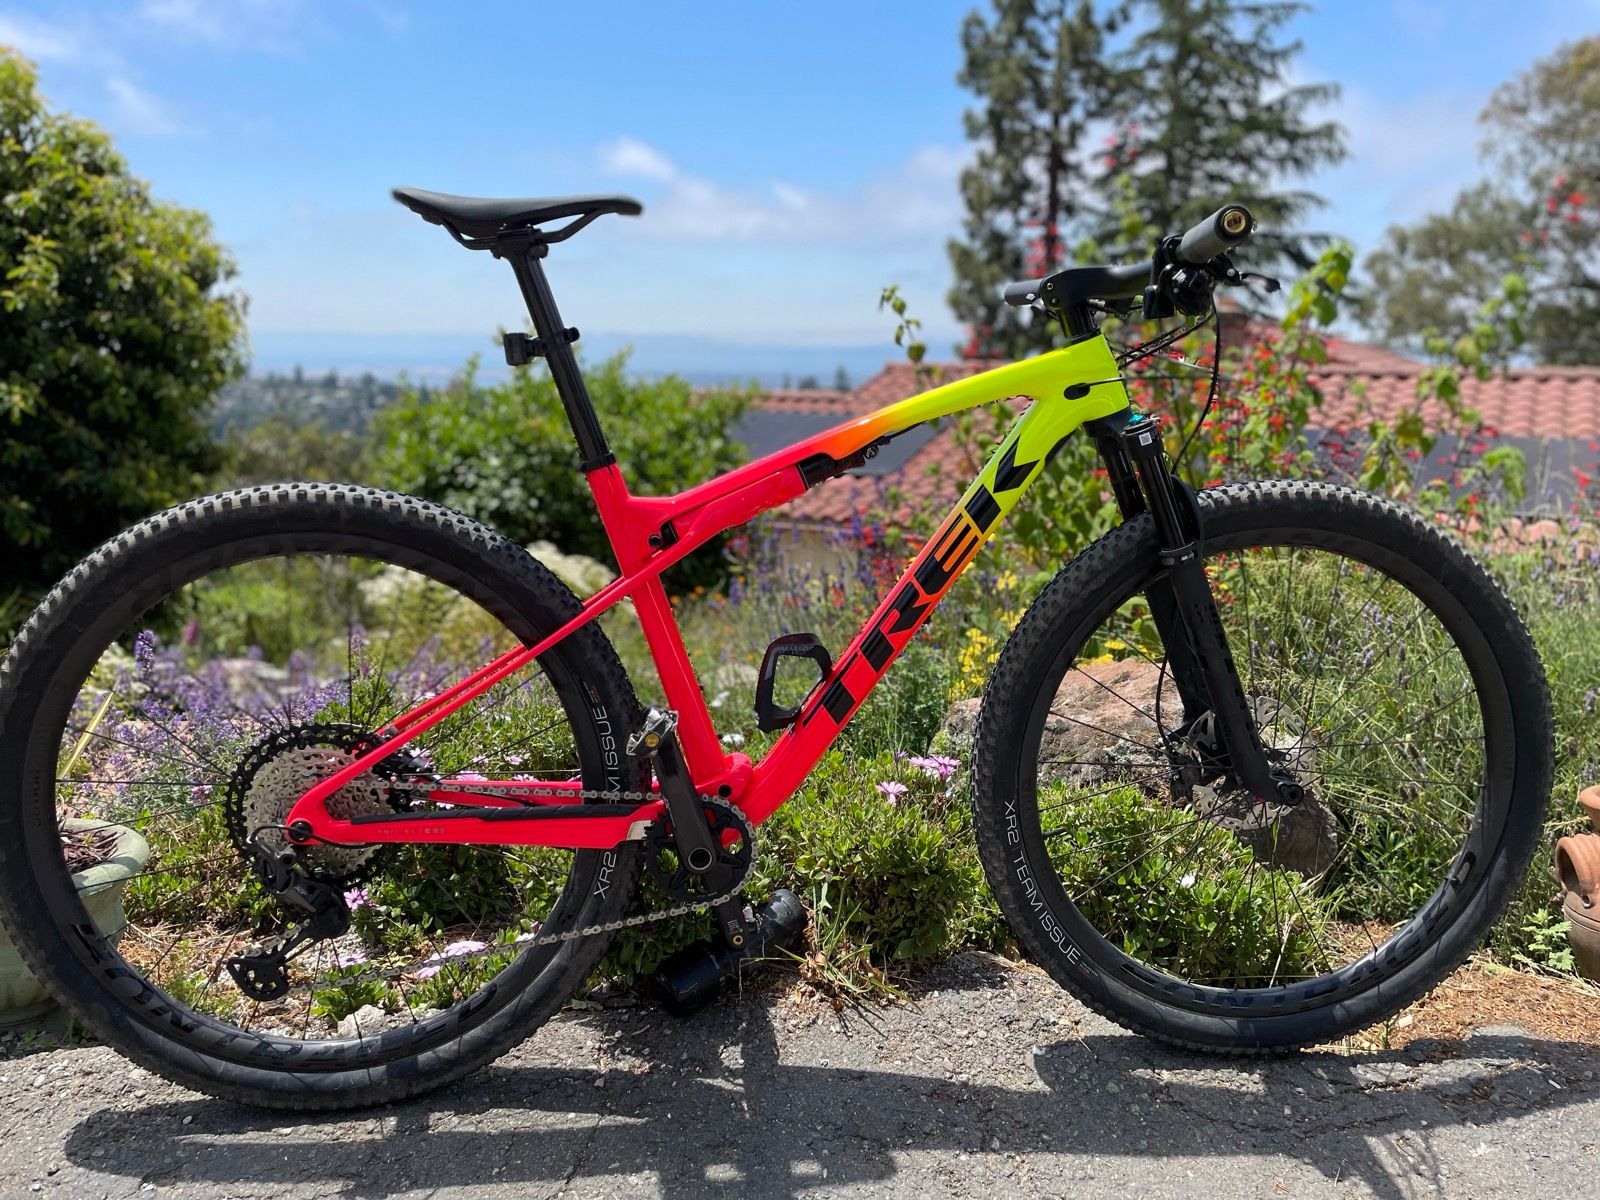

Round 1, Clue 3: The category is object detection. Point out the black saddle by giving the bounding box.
[392,187,642,242]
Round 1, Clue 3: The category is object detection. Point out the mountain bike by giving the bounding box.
[0,188,1553,1110]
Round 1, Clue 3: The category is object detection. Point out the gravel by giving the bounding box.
[2,952,1597,1198]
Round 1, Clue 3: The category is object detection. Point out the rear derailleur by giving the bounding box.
[223,840,352,1002]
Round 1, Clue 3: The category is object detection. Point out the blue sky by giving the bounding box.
[2,1,1595,381]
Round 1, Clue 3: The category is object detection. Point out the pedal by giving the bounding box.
[648,889,808,1016]
[754,634,832,731]
[626,707,679,756]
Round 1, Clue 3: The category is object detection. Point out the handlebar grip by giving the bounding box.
[1002,278,1045,307]
[1175,204,1254,265]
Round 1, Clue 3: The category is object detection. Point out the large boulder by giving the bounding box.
[937,658,1183,788]
[938,658,1337,882]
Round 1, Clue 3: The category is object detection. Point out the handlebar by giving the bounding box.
[1000,201,1256,316]
[1002,262,1146,309]
[1175,204,1254,265]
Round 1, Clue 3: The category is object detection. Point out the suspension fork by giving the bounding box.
[1085,410,1302,806]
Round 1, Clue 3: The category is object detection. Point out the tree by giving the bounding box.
[1363,186,1540,358]
[0,51,244,594]
[373,352,749,589]
[947,0,1116,360]
[1364,37,1600,364]
[946,1,1344,361]
[1099,0,1345,270]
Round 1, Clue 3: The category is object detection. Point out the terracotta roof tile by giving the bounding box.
[747,388,858,415]
[757,344,1600,526]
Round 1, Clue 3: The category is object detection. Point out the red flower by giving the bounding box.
[1577,470,1593,490]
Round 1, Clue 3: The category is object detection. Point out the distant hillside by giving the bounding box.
[212,370,427,437]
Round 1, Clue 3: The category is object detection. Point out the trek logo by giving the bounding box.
[799,433,1038,730]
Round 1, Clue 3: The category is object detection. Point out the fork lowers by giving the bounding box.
[1102,410,1303,807]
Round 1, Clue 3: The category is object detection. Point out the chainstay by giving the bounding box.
[268,797,755,999]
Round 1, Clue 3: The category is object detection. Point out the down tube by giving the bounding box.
[745,377,1130,821]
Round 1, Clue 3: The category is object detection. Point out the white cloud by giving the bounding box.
[1310,82,1487,248]
[596,137,968,245]
[136,0,313,54]
[106,76,187,136]
[600,137,680,184]
[0,13,89,62]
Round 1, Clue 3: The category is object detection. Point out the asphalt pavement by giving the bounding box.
[2,952,1596,1199]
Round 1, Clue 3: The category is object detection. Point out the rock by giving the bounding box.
[336,1004,395,1039]
[211,657,292,704]
[936,659,1183,787]
[710,662,760,692]
[526,541,616,596]
[1190,787,1339,882]
[935,658,1338,881]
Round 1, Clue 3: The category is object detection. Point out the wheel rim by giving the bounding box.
[1017,526,1511,1016]
[30,542,618,1063]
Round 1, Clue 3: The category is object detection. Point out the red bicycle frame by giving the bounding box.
[284,242,1132,851]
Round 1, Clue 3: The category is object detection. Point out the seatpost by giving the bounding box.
[501,241,614,471]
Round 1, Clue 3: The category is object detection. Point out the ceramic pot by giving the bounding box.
[0,820,150,1026]
[1556,832,1600,982]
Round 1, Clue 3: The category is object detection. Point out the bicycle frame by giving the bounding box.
[285,259,1131,852]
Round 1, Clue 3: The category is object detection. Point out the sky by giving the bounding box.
[2,0,1595,382]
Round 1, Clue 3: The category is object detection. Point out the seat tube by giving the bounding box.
[505,244,614,470]
[632,576,725,778]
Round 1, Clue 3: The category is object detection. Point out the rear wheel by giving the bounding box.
[0,485,646,1108]
[972,481,1552,1052]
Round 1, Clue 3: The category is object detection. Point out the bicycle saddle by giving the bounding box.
[392,187,642,239]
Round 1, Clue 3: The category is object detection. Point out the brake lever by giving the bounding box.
[1210,254,1280,294]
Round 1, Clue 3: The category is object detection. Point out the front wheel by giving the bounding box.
[972,481,1552,1052]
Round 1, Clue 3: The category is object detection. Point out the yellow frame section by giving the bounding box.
[814,335,1129,460]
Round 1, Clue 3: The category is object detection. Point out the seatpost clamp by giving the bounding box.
[503,327,582,368]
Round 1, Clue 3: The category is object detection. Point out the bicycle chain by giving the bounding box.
[252,783,756,1000]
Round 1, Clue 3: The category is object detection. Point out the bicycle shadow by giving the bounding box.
[58,985,1600,1200]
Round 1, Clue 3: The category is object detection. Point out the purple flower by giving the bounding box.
[134,629,158,674]
[876,781,908,802]
[905,754,960,781]
[415,939,489,979]
[334,948,367,970]
[343,886,370,911]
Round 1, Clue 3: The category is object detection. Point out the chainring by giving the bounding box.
[223,723,428,885]
[643,797,754,900]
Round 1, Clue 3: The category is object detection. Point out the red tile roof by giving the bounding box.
[762,337,1600,526]
[1311,365,1600,442]
[750,388,857,415]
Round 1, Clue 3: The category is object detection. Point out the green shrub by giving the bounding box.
[1045,783,1326,986]
[372,352,749,589]
[0,51,245,595]
[600,750,1003,984]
